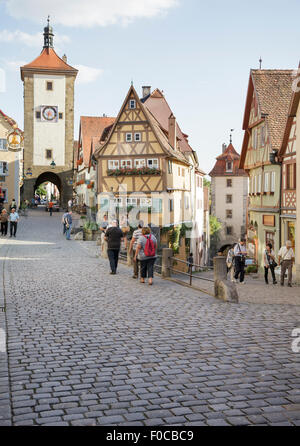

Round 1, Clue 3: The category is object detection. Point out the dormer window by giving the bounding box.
[226,161,233,172]
[129,99,136,109]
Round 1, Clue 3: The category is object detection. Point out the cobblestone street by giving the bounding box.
[0,209,300,426]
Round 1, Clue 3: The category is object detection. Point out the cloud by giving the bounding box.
[75,65,104,84]
[4,0,179,27]
[0,29,70,47]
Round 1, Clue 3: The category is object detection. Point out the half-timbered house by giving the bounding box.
[279,76,300,284]
[240,69,294,271]
[93,85,208,266]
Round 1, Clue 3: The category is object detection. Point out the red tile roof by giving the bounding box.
[21,48,78,80]
[143,89,193,154]
[209,144,247,177]
[0,109,22,132]
[79,116,115,166]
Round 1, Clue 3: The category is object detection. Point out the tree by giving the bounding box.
[203,178,211,189]
[35,185,47,197]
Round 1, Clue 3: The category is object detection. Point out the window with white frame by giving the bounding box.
[134,133,141,142]
[147,159,159,169]
[108,160,119,170]
[113,198,123,207]
[0,139,7,151]
[264,172,270,193]
[254,175,257,194]
[0,161,8,175]
[121,159,132,168]
[126,133,132,142]
[0,188,8,203]
[126,198,137,206]
[271,172,275,192]
[226,161,233,172]
[135,159,146,168]
[129,99,136,109]
[184,195,190,209]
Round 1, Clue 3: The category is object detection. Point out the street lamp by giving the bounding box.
[50,160,56,169]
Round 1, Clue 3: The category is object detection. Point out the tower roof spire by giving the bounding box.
[43,16,54,49]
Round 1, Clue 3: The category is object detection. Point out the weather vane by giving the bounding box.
[230,129,234,144]
[259,57,262,70]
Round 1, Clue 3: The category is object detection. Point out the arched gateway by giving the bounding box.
[20,18,78,208]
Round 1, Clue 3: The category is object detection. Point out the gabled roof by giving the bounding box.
[94,85,190,165]
[21,48,78,80]
[209,143,247,177]
[79,116,115,166]
[240,69,294,168]
[143,88,193,153]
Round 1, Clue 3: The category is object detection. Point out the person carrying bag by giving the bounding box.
[134,227,157,286]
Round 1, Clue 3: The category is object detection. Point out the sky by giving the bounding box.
[0,0,300,176]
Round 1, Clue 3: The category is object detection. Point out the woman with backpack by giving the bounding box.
[134,226,157,286]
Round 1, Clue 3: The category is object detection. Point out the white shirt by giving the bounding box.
[278,246,295,261]
[234,244,247,257]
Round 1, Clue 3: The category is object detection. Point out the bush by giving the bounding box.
[246,265,258,274]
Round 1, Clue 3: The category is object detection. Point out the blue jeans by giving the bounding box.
[66,225,72,240]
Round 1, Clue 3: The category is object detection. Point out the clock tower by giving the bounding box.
[21,18,78,207]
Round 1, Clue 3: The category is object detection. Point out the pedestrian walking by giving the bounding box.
[120,215,130,249]
[226,244,236,282]
[49,200,53,216]
[0,209,9,236]
[135,227,157,286]
[233,238,247,284]
[64,211,73,240]
[187,253,194,275]
[129,220,144,279]
[278,240,295,287]
[10,198,17,211]
[9,208,19,237]
[62,209,68,234]
[105,220,124,275]
[264,243,277,285]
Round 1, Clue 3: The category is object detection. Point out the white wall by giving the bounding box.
[33,74,65,166]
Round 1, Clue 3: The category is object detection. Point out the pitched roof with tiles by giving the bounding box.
[79,116,115,167]
[142,88,193,154]
[209,143,247,177]
[240,70,294,168]
[0,109,23,133]
[21,48,78,80]
[280,68,300,157]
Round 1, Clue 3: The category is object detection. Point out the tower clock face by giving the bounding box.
[41,106,58,122]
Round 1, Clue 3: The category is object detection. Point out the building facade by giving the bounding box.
[279,78,299,283]
[240,70,294,271]
[20,19,78,208]
[0,110,23,209]
[93,85,208,265]
[209,143,248,251]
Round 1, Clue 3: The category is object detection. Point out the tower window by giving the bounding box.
[129,100,136,109]
[126,133,132,142]
[227,179,232,187]
[45,149,53,160]
[36,111,41,119]
[59,113,63,119]
[46,81,53,91]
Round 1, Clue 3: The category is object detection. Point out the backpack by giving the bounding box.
[144,234,156,257]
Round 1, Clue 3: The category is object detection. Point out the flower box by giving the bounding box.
[107,167,161,177]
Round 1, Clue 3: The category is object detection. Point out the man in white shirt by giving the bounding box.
[233,238,247,284]
[278,240,295,287]
[9,208,19,238]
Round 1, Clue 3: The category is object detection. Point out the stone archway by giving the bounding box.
[34,171,62,201]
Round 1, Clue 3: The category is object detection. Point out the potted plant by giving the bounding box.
[83,221,93,241]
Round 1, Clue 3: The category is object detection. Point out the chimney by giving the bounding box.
[168,113,177,149]
[62,54,67,63]
[222,143,227,153]
[142,86,151,98]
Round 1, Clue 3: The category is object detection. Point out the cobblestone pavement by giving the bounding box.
[0,209,300,426]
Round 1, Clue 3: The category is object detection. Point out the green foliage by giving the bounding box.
[161,223,191,254]
[35,185,47,197]
[203,178,211,189]
[83,221,99,231]
[246,265,258,274]
[210,216,222,236]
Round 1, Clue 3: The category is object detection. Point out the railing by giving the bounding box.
[169,257,214,287]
